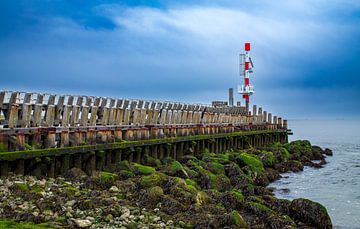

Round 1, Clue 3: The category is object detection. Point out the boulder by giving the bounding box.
[290,198,332,229]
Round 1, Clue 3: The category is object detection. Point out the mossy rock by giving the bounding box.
[230,189,244,202]
[259,151,275,167]
[206,161,225,175]
[183,167,199,178]
[147,186,164,200]
[284,140,312,158]
[30,184,44,193]
[208,173,231,191]
[133,163,156,175]
[13,182,29,192]
[195,191,210,206]
[118,160,133,171]
[119,170,135,179]
[231,210,248,228]
[239,153,265,174]
[247,202,275,218]
[144,154,162,167]
[140,172,166,187]
[93,171,118,187]
[163,161,189,178]
[0,219,51,229]
[185,179,199,193]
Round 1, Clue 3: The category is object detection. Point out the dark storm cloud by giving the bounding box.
[0,0,359,118]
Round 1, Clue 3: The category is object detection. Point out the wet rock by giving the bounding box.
[290,198,332,229]
[324,148,333,156]
[65,168,88,182]
[74,219,92,228]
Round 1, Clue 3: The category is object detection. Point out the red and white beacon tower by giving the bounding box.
[238,42,254,112]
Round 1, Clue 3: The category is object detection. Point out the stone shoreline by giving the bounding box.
[0,140,333,228]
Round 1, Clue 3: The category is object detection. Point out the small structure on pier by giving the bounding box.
[238,42,255,112]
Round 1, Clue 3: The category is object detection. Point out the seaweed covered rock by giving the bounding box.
[290,198,332,229]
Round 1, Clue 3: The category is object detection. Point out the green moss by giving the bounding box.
[0,219,52,229]
[99,172,118,183]
[140,172,166,187]
[185,179,199,193]
[249,202,274,214]
[119,170,135,179]
[216,203,225,209]
[261,151,275,167]
[14,182,29,192]
[230,189,244,202]
[0,143,7,152]
[147,186,164,198]
[280,147,290,161]
[30,184,44,193]
[144,154,162,167]
[284,140,312,157]
[183,167,199,178]
[231,210,248,228]
[118,160,132,171]
[239,153,264,174]
[207,162,225,175]
[170,161,184,173]
[133,163,156,175]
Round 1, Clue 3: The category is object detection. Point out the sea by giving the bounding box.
[268,119,360,229]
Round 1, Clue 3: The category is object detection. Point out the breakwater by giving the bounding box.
[0,90,289,177]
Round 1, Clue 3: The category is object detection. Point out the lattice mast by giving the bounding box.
[238,42,254,112]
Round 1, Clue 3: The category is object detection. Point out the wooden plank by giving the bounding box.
[89,106,98,126]
[21,103,32,127]
[47,95,55,105]
[70,105,80,126]
[61,105,71,127]
[45,105,55,126]
[80,106,90,126]
[36,94,44,104]
[23,93,32,104]
[76,96,84,106]
[8,104,19,128]
[115,108,124,125]
[32,104,43,127]
[67,96,74,105]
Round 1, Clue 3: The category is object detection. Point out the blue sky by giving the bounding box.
[0,0,360,119]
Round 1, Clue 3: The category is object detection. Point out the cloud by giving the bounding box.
[0,0,359,118]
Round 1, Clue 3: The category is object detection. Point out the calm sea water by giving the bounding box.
[268,119,360,228]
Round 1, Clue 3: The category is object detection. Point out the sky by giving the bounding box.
[0,0,360,119]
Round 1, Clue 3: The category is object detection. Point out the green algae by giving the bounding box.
[98,172,118,184]
[231,210,248,228]
[230,189,244,202]
[207,161,225,175]
[133,163,156,175]
[140,172,166,187]
[239,153,264,173]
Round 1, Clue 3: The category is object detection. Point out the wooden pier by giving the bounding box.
[0,90,290,177]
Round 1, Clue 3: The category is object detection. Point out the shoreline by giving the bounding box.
[0,140,333,228]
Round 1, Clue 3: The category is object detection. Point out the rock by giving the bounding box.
[74,219,92,228]
[66,200,76,207]
[109,186,120,192]
[65,168,88,182]
[290,198,332,229]
[324,148,333,156]
[120,207,131,220]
